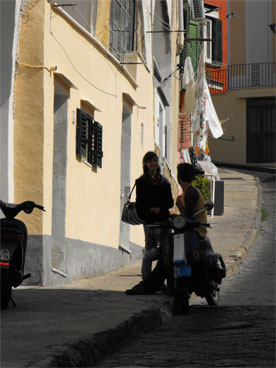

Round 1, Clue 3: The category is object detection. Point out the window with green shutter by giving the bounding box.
[187,20,201,74]
[76,108,103,168]
[180,17,200,88]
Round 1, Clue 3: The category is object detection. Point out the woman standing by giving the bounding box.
[135,151,174,280]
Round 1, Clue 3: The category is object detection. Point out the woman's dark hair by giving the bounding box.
[142,151,160,176]
[177,163,196,183]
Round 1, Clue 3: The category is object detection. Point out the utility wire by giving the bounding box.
[50,29,117,97]
[161,65,181,85]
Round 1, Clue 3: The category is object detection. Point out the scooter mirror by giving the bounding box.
[204,200,214,211]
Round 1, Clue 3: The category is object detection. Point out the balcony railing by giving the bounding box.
[206,62,276,95]
[228,62,276,89]
[206,68,227,94]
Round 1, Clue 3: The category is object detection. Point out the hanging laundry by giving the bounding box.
[180,149,192,163]
[191,46,206,133]
[184,79,196,114]
[204,79,223,138]
[179,112,193,149]
[192,45,223,147]
[182,57,194,85]
[183,57,196,114]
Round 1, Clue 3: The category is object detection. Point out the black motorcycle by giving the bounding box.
[0,200,45,309]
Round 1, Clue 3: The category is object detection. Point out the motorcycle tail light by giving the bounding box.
[0,262,10,266]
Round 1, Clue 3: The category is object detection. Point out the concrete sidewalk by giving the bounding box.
[1,169,262,368]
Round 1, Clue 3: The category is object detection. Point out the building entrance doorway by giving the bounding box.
[246,98,275,163]
[119,103,132,253]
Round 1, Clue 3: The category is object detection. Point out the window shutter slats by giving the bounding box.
[87,116,94,165]
[93,121,103,168]
[76,108,88,157]
[179,112,192,149]
[187,20,200,74]
[76,108,103,168]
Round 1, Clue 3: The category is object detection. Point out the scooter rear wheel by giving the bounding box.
[1,270,12,310]
[173,277,189,315]
[206,287,220,306]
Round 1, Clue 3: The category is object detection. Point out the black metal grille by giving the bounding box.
[206,62,276,95]
[228,62,276,89]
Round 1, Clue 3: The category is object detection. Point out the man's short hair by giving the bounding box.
[177,163,196,183]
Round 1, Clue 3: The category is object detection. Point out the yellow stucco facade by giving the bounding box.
[11,0,181,285]
[14,0,45,234]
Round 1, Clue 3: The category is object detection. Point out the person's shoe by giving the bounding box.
[125,282,151,295]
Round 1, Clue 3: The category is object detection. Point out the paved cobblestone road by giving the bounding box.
[97,172,275,368]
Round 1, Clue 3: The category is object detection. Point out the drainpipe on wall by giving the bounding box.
[179,0,184,46]
[7,0,23,202]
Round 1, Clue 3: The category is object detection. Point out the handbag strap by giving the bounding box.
[127,182,136,201]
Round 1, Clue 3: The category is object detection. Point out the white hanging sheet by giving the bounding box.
[192,46,223,141]
[184,79,196,114]
[182,57,194,86]
[204,80,223,138]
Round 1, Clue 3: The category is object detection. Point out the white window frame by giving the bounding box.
[204,7,219,66]
[205,18,213,64]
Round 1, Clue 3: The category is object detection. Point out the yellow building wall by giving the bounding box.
[43,4,154,248]
[13,0,45,235]
[13,0,180,259]
[209,87,276,164]
[229,0,246,66]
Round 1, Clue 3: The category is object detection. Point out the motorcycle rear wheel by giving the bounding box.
[1,270,12,310]
[173,277,190,315]
[206,287,220,306]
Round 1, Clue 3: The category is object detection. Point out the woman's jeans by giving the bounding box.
[142,225,171,280]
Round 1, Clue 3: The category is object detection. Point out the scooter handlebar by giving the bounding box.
[0,200,46,219]
[34,204,46,212]
[147,216,210,230]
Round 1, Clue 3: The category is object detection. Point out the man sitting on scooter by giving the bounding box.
[125,163,208,295]
[176,163,208,240]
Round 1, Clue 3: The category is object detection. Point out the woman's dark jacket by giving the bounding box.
[135,174,174,223]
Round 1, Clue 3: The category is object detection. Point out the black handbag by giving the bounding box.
[121,183,144,225]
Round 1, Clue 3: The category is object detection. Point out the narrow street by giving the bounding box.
[96,172,275,368]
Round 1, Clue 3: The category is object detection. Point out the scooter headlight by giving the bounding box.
[172,216,186,229]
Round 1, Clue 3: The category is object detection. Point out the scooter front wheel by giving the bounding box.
[1,269,12,310]
[173,277,189,315]
[206,287,220,306]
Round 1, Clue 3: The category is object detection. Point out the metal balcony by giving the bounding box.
[207,62,276,95]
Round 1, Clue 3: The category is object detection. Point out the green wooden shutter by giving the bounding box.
[187,20,200,75]
[212,18,222,66]
[76,108,88,157]
[181,17,200,89]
